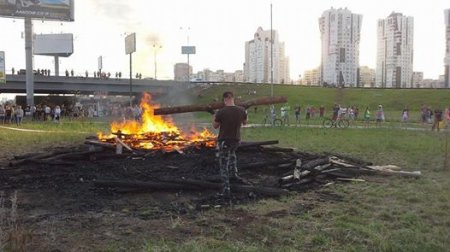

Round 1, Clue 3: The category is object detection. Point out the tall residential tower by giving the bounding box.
[244,27,290,84]
[319,7,362,87]
[445,9,450,88]
[376,12,414,88]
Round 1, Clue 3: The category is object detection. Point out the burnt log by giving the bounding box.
[84,140,116,150]
[44,150,103,161]
[13,150,71,161]
[238,140,279,149]
[301,157,330,170]
[281,177,315,189]
[13,152,50,160]
[324,152,373,166]
[154,96,287,115]
[367,169,421,178]
[9,159,76,167]
[9,149,106,167]
[94,180,200,190]
[259,146,295,152]
[239,159,296,170]
[167,178,288,196]
[95,178,288,196]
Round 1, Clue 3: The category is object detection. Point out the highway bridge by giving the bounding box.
[0,74,186,96]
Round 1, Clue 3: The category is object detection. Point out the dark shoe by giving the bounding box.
[216,188,231,200]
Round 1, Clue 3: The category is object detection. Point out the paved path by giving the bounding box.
[1,122,447,133]
[0,125,89,134]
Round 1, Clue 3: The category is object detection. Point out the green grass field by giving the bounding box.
[1,85,449,251]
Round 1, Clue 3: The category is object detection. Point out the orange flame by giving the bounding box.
[97,93,216,151]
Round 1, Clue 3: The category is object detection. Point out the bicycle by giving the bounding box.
[322,117,350,128]
[262,114,283,126]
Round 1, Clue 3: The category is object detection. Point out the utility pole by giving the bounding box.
[129,53,132,106]
[153,43,162,79]
[180,27,195,84]
[25,17,34,107]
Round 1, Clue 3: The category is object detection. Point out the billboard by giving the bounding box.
[33,33,73,56]
[0,51,5,84]
[181,46,196,55]
[125,33,136,55]
[0,0,74,21]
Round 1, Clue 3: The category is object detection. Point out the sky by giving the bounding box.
[0,0,449,81]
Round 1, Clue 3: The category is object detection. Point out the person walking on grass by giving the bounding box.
[431,108,443,132]
[364,107,371,128]
[212,91,248,198]
[0,105,5,124]
[319,105,325,118]
[294,105,301,125]
[375,105,385,127]
[445,107,450,128]
[54,105,61,123]
[281,103,290,126]
[402,107,409,123]
[16,105,24,126]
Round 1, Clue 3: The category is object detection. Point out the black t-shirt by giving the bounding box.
[215,106,247,144]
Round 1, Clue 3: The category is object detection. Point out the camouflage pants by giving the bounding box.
[217,141,238,196]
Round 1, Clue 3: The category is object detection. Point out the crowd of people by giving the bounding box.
[0,104,25,125]
[10,67,143,80]
[2,97,450,132]
[253,103,450,130]
[0,102,146,126]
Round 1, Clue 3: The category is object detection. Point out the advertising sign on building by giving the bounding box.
[181,46,196,55]
[0,51,5,84]
[0,0,74,21]
[125,33,136,55]
[33,33,74,56]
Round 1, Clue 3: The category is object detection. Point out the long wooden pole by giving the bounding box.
[154,96,287,115]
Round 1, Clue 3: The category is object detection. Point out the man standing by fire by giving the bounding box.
[212,91,248,198]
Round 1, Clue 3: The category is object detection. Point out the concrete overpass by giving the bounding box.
[0,74,186,96]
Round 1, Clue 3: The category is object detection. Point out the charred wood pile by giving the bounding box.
[3,139,421,204]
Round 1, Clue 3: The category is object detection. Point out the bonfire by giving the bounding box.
[97,93,216,152]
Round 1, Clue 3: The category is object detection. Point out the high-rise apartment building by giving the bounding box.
[193,69,243,82]
[319,7,362,87]
[376,12,414,88]
[359,66,375,87]
[302,67,321,86]
[244,27,290,84]
[412,72,424,88]
[174,63,192,81]
[445,9,450,88]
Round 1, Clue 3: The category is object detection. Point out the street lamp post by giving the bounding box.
[180,27,191,82]
[153,44,162,79]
